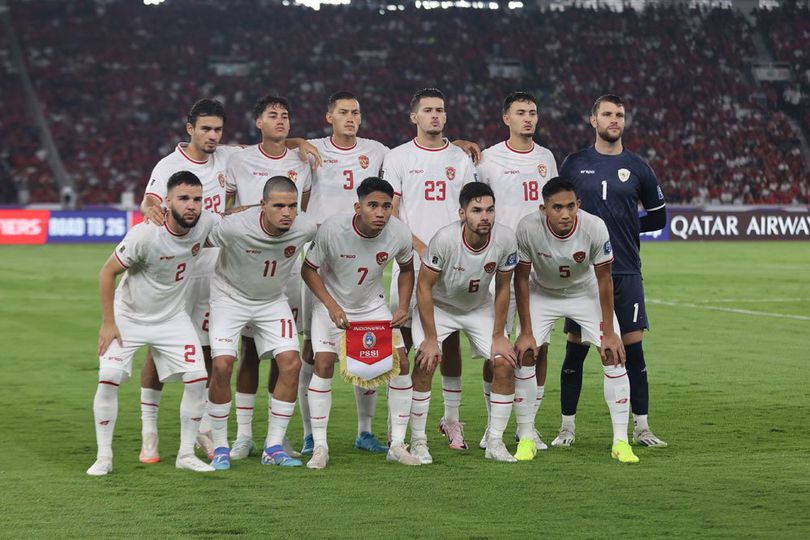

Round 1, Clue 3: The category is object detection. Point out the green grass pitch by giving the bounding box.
[0,242,808,538]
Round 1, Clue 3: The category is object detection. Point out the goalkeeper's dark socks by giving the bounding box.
[560,341,589,415]
[624,342,649,416]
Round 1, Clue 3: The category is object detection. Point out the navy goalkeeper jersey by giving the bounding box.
[559,146,665,275]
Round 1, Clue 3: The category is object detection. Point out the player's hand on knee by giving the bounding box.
[390,308,409,328]
[97,321,122,356]
[514,332,538,364]
[143,206,167,226]
[415,339,442,371]
[491,335,517,368]
[600,333,625,367]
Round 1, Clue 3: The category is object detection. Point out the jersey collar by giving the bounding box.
[546,215,578,240]
[461,223,491,253]
[258,144,288,160]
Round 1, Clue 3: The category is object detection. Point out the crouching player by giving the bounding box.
[410,183,520,464]
[513,177,638,463]
[204,176,317,469]
[302,177,421,469]
[88,171,218,476]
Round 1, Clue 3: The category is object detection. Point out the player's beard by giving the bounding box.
[597,125,623,143]
[171,207,201,228]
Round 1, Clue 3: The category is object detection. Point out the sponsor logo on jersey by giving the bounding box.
[446,167,456,181]
[618,168,631,183]
[323,159,338,164]
[284,245,296,258]
[363,331,376,349]
[376,251,389,265]
[253,171,269,177]
[503,170,520,175]
[484,262,496,274]
[580,170,595,174]
[191,243,201,256]
[359,155,370,169]
[339,253,356,259]
[506,252,517,266]
[573,251,586,264]
[538,164,547,178]
[537,252,552,258]
[288,170,298,182]
[452,265,466,272]
[603,241,612,255]
[218,172,226,188]
[245,249,261,254]
[159,255,175,261]
[408,169,424,174]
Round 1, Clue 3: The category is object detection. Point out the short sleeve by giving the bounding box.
[225,157,239,194]
[394,222,414,265]
[113,224,149,269]
[515,219,532,264]
[206,214,233,247]
[591,218,614,267]
[638,160,665,211]
[299,166,312,194]
[462,157,477,185]
[422,232,446,272]
[381,153,402,196]
[304,225,328,269]
[144,163,169,202]
[558,154,575,179]
[497,230,519,272]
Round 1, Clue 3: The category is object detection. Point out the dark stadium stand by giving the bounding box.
[4,0,809,205]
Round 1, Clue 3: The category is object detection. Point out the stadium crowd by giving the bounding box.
[4,0,809,205]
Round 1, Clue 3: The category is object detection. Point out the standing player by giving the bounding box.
[410,183,519,464]
[513,177,638,463]
[138,99,240,463]
[222,94,312,460]
[204,177,317,470]
[302,177,420,469]
[88,171,218,476]
[557,95,667,448]
[382,88,477,450]
[477,91,558,450]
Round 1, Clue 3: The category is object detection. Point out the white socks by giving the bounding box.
[179,374,206,455]
[514,366,537,440]
[93,372,122,459]
[482,381,492,429]
[207,401,231,449]
[140,388,161,436]
[266,398,294,448]
[298,361,314,437]
[488,392,514,443]
[603,365,631,443]
[308,374,332,448]
[235,391,256,440]
[354,385,377,436]
[387,375,413,445]
[442,376,462,422]
[410,391,431,442]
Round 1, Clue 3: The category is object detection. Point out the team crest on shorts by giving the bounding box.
[573,251,586,264]
[191,243,201,256]
[484,262,497,274]
[288,170,298,182]
[376,251,389,266]
[618,168,631,183]
[363,331,377,349]
[446,167,456,181]
[537,164,547,178]
[218,172,226,188]
[359,155,370,169]
[284,245,296,258]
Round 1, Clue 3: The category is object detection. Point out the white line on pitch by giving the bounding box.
[647,299,810,321]
[695,298,810,304]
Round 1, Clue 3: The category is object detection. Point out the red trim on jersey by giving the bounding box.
[604,371,627,379]
[398,255,414,267]
[304,258,320,270]
[412,138,449,152]
[259,211,282,237]
[257,143,287,160]
[421,262,441,273]
[352,215,381,239]
[178,144,208,165]
[329,136,357,151]
[99,380,120,387]
[113,251,130,269]
[593,258,614,268]
[393,192,401,197]
[144,192,163,202]
[184,377,208,385]
[546,216,578,240]
[163,220,190,237]
[461,224,491,253]
[505,141,534,154]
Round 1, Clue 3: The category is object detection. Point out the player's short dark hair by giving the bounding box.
[410,88,445,112]
[459,182,495,209]
[328,91,359,111]
[591,94,624,116]
[263,176,298,201]
[253,94,290,120]
[356,177,394,200]
[542,177,577,200]
[167,171,202,192]
[502,92,536,115]
[187,99,226,127]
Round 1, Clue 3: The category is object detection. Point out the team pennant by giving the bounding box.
[339,321,401,389]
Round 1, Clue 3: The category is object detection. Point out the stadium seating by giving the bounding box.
[6,1,809,205]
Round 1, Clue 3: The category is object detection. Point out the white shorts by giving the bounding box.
[99,312,204,383]
[184,274,211,346]
[242,261,303,341]
[411,304,494,359]
[311,301,403,355]
[210,294,299,359]
[389,253,420,327]
[529,287,620,348]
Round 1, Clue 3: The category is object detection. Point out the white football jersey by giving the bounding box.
[225,144,312,208]
[113,212,219,323]
[515,209,613,296]
[477,141,558,231]
[422,221,518,315]
[381,139,477,244]
[306,137,389,224]
[207,207,317,303]
[304,212,413,312]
